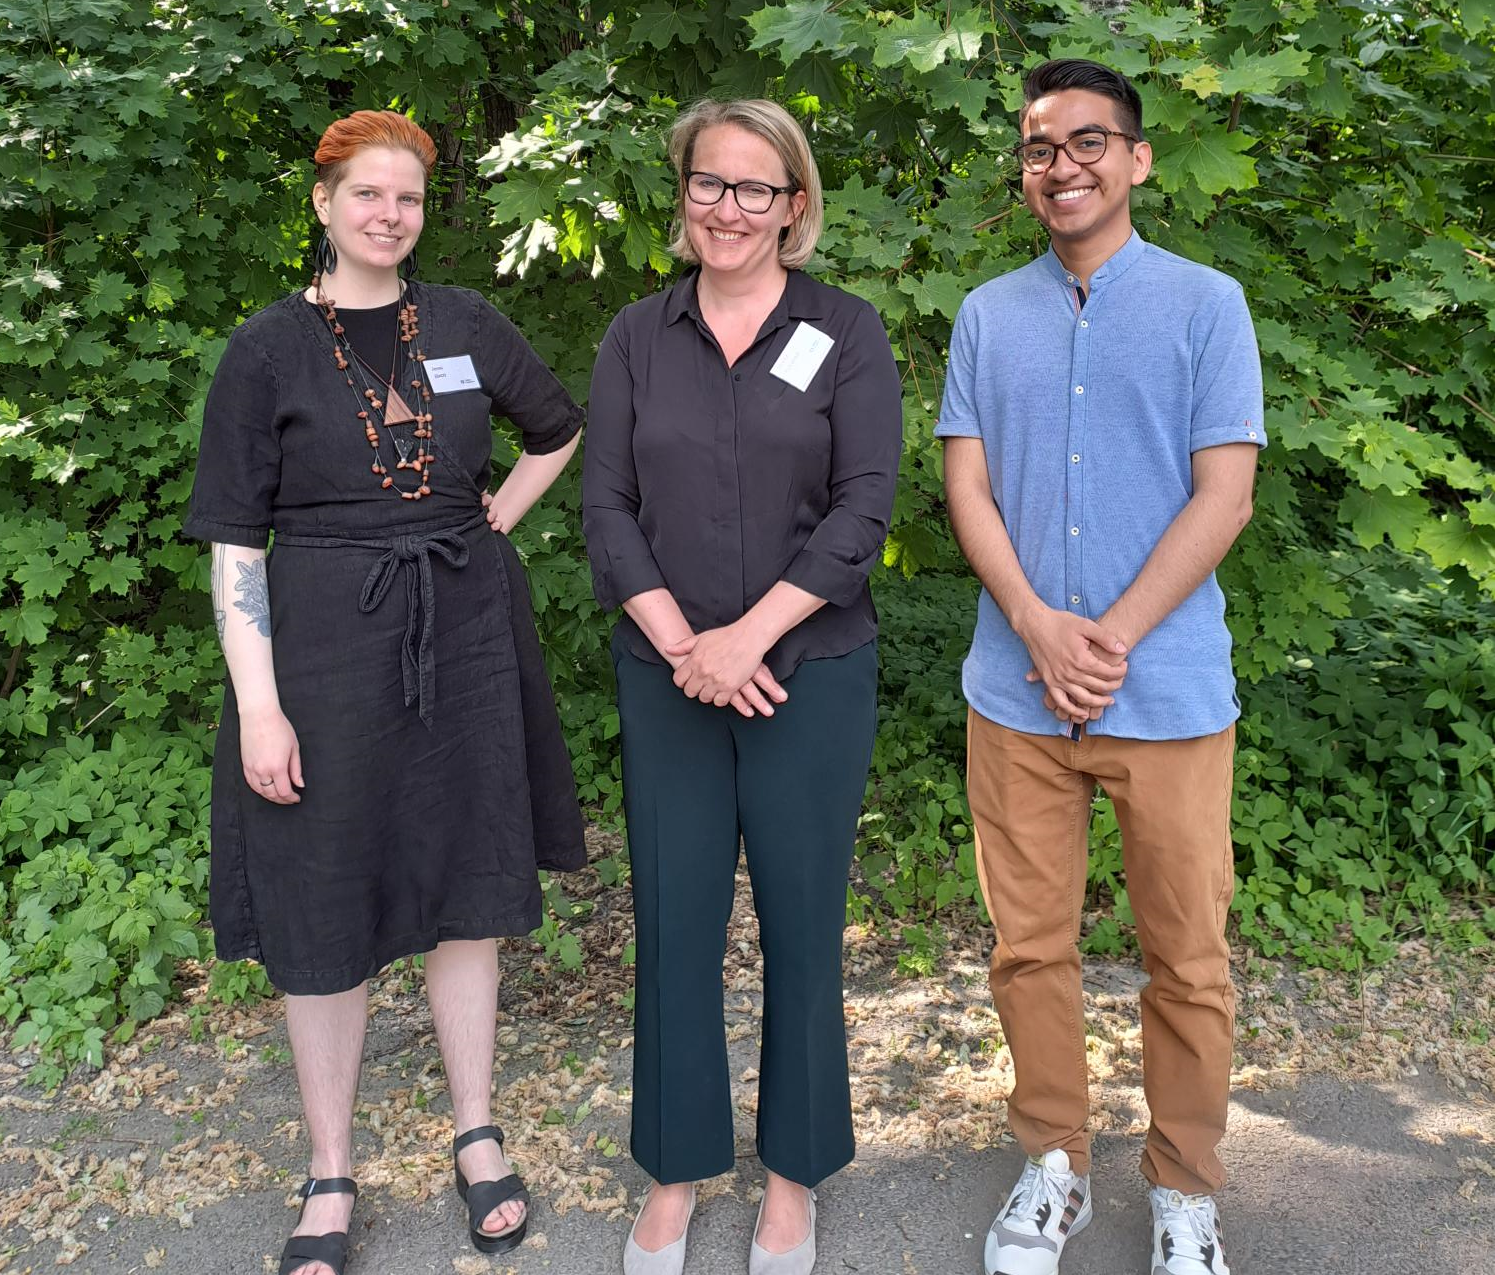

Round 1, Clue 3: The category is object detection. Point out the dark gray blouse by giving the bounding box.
[583,268,902,678]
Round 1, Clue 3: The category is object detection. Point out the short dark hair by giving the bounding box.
[1020,59,1144,140]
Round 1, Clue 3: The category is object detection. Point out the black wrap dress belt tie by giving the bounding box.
[275,513,489,727]
[200,512,584,995]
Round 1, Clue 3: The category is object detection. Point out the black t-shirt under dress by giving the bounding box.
[184,283,586,995]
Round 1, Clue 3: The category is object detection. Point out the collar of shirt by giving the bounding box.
[664,266,827,336]
[1039,228,1146,294]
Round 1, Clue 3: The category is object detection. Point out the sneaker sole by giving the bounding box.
[987,1204,1092,1275]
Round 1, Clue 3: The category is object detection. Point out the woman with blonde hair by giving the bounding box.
[584,98,902,1275]
[185,110,586,1275]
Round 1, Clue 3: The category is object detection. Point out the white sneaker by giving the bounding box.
[983,1148,1091,1275]
[1149,1187,1229,1274]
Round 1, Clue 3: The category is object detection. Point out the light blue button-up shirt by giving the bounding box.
[935,232,1265,740]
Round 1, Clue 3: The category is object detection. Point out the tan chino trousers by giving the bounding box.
[966,709,1237,1195]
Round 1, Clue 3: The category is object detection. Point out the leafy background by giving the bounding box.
[2,0,1493,1084]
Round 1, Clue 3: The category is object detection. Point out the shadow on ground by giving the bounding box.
[7,1031,1492,1274]
[4,857,1493,1274]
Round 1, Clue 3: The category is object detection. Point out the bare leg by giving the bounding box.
[425,939,525,1236]
[755,1169,812,1253]
[632,1180,695,1250]
[283,983,369,1275]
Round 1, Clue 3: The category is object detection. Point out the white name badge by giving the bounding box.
[423,354,481,393]
[769,322,835,392]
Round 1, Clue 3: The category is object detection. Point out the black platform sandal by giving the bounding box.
[279,1176,358,1275]
[452,1124,530,1254]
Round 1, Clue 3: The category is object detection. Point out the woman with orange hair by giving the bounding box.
[184,110,585,1275]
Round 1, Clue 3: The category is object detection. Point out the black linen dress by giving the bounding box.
[183,283,586,995]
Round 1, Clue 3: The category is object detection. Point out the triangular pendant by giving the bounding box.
[383,388,417,425]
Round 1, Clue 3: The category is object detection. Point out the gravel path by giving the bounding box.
[3,857,1492,1274]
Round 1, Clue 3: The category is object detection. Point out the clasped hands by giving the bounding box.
[1018,605,1129,727]
[665,622,787,719]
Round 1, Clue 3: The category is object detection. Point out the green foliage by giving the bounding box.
[206,956,273,1007]
[2,0,1493,1076]
[858,575,981,922]
[0,728,212,1086]
[1232,557,1495,967]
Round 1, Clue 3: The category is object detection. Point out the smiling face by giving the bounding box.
[313,146,427,280]
[682,123,806,284]
[1020,89,1151,256]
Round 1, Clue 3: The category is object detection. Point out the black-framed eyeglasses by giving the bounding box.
[685,170,798,214]
[1012,129,1138,174]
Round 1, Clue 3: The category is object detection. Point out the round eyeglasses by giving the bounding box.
[685,171,798,215]
[1013,129,1138,175]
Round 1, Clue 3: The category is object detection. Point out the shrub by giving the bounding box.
[2,0,1492,1080]
[0,729,213,1086]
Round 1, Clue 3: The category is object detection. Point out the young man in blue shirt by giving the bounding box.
[937,59,1264,1275]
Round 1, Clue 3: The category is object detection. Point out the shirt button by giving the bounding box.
[1071,526,1080,536]
[1071,595,1080,604]
[733,373,741,381]
[1074,385,1084,395]
[1071,454,1080,463]
[1080,320,1089,328]
[1066,274,1076,284]
[1248,430,1257,439]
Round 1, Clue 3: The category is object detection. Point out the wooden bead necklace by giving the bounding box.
[313,273,436,501]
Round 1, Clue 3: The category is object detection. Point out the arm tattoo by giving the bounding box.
[232,558,272,638]
[210,544,227,643]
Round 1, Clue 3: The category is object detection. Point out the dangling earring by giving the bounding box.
[401,248,419,281]
[315,232,338,278]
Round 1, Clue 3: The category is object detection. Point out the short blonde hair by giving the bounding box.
[667,99,824,271]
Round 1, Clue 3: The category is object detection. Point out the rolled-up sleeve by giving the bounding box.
[780,300,903,607]
[582,312,668,611]
[182,327,280,548]
[1190,284,1266,453]
[474,298,584,455]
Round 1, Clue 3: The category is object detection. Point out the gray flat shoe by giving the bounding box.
[623,1184,696,1275]
[748,1187,817,1275]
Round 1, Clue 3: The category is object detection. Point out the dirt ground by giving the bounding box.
[3,833,1492,1273]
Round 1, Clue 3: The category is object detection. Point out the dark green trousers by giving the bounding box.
[614,639,878,1188]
